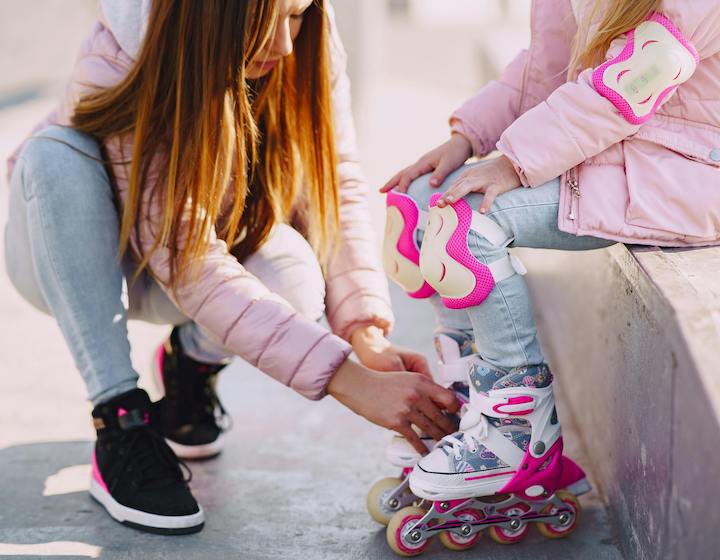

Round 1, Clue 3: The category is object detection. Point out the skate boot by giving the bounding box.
[153,327,231,460]
[366,329,475,525]
[386,360,590,556]
[90,388,204,534]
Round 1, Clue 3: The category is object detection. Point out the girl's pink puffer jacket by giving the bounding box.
[7,1,394,400]
[451,0,720,247]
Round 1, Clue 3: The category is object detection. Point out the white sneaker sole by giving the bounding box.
[166,436,224,460]
[89,478,205,534]
[410,467,516,500]
[410,467,593,501]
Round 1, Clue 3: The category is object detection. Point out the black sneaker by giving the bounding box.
[152,328,231,460]
[90,388,204,534]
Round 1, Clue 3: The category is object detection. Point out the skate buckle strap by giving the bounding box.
[475,386,553,418]
[437,355,478,385]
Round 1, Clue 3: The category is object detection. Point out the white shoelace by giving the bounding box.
[440,406,489,461]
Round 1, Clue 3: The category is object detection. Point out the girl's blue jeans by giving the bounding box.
[405,163,615,371]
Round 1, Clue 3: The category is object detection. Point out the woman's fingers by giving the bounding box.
[425,382,461,414]
[399,350,432,378]
[418,399,458,436]
[408,410,446,442]
[397,423,429,455]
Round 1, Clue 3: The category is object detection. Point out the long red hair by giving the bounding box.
[72,0,339,288]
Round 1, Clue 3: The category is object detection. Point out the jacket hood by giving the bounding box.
[100,0,151,59]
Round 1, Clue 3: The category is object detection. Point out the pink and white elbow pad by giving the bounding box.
[592,13,699,125]
[383,190,436,298]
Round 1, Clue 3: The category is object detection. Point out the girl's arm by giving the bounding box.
[497,1,720,188]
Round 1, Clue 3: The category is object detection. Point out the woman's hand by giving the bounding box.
[434,154,522,214]
[380,133,473,193]
[327,359,460,454]
[350,325,431,378]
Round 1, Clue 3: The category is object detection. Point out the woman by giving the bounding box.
[4,0,458,534]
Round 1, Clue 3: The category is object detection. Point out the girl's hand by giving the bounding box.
[327,359,460,454]
[350,325,431,378]
[435,155,522,214]
[380,133,473,193]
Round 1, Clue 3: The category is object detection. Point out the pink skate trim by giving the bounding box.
[592,13,699,125]
[386,191,435,299]
[500,437,564,500]
[428,193,495,309]
[558,455,587,489]
[91,449,109,493]
[464,469,517,482]
[492,396,534,416]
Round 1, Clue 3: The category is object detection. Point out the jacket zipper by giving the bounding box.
[566,167,580,221]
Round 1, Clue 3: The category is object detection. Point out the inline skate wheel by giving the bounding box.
[438,509,483,551]
[367,477,408,525]
[488,503,531,545]
[536,490,581,539]
[387,507,431,556]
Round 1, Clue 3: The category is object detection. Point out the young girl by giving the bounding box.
[381,0,720,551]
[4,0,460,535]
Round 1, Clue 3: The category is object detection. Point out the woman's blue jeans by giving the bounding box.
[4,126,327,404]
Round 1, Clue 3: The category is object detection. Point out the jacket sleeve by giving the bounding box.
[496,1,720,187]
[322,2,395,341]
[108,137,352,401]
[450,0,577,157]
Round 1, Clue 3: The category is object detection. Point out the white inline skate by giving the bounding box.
[386,360,591,556]
[366,330,476,525]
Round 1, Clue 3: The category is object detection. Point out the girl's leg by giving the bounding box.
[4,126,139,404]
[406,165,614,371]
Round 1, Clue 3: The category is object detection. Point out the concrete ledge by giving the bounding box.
[517,244,720,560]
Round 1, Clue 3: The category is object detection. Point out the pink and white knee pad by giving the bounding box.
[383,190,526,309]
